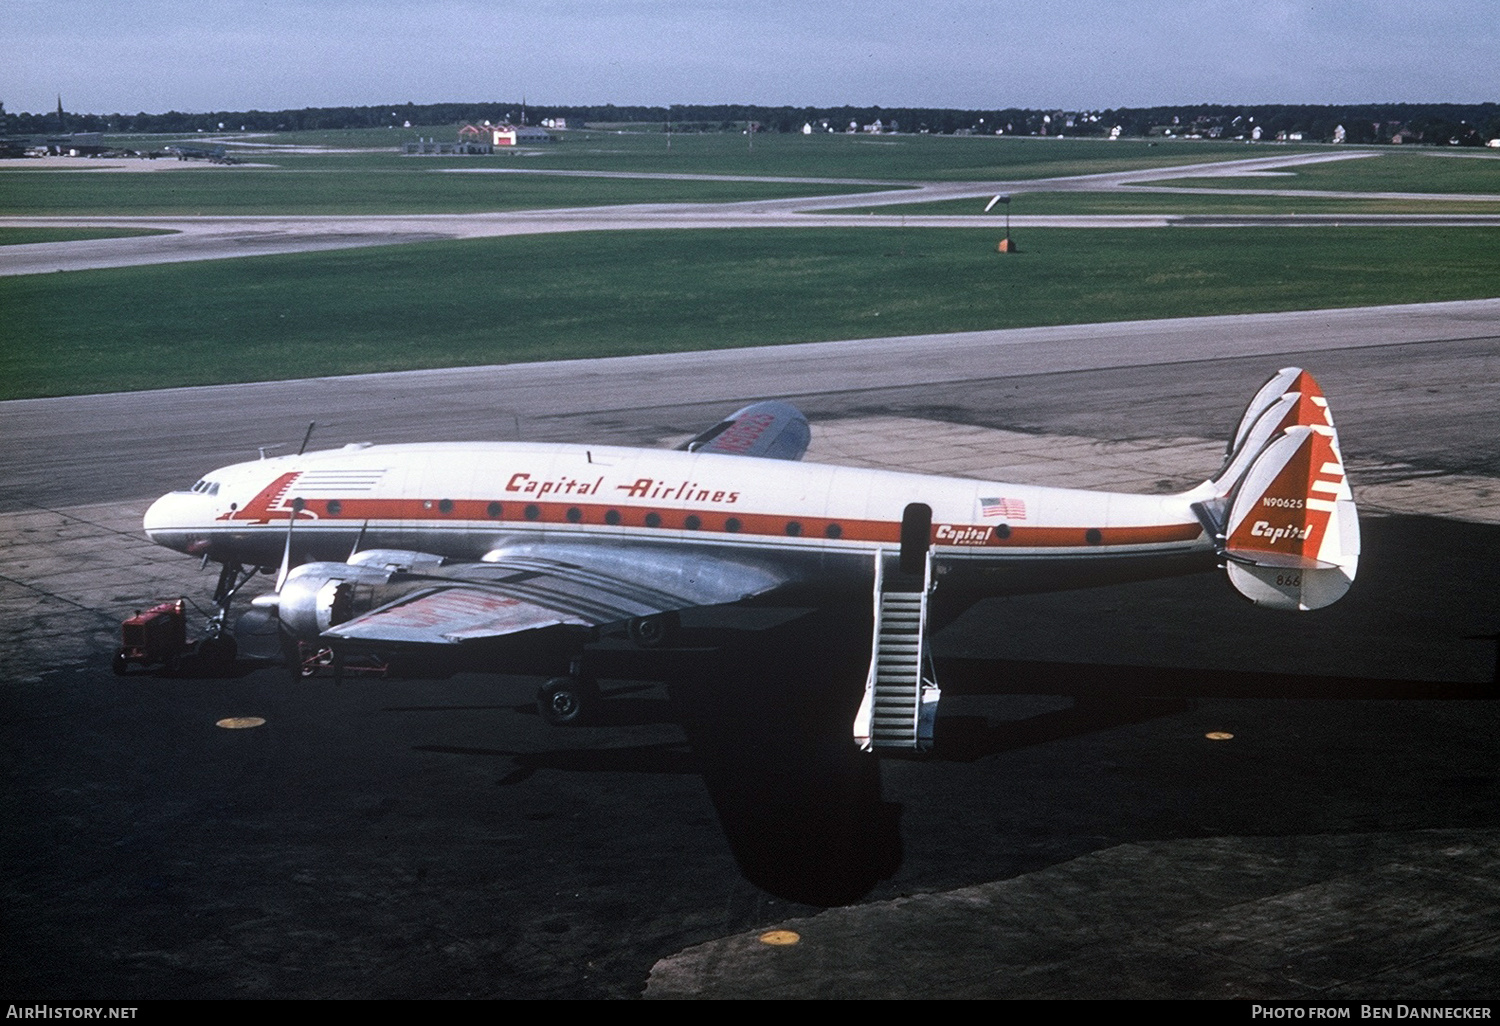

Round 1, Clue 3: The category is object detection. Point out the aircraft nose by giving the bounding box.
[143,492,205,551]
[143,493,177,536]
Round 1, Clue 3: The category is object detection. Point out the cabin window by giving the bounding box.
[1085,528,1103,546]
[644,512,663,528]
[994,523,1011,540]
[487,502,503,518]
[824,523,842,539]
[605,509,622,525]
[524,504,541,520]
[438,499,454,514]
[326,500,342,515]
[724,517,741,533]
[785,521,802,536]
[684,515,701,530]
[566,507,582,523]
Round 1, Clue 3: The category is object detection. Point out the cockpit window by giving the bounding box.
[189,480,221,495]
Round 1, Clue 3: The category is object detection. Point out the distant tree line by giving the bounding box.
[7,100,1499,146]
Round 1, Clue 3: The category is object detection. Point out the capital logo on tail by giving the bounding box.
[1213,368,1360,610]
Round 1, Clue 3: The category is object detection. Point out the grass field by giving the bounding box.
[0,226,175,246]
[5,225,1498,400]
[0,164,895,216]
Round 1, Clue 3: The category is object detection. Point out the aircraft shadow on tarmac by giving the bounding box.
[684,514,1494,904]
[409,741,700,783]
[930,699,1196,762]
[199,513,1494,909]
[663,606,903,907]
[664,630,1212,906]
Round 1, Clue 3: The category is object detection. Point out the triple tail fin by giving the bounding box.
[1191,368,1359,611]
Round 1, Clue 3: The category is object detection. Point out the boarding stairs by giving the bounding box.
[855,546,940,752]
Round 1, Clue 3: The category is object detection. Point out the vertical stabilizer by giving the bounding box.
[1209,369,1360,610]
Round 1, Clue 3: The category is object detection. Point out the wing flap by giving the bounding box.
[325,587,587,645]
[320,546,788,646]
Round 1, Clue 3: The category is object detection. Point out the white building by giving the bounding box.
[458,123,555,148]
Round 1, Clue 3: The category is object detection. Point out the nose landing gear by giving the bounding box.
[199,561,257,671]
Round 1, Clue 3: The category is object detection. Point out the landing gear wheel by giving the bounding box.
[292,645,328,679]
[627,611,679,649]
[537,676,600,726]
[279,634,312,680]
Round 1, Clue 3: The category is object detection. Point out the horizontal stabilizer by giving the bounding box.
[679,400,811,461]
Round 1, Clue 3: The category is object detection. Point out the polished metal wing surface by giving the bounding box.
[320,544,789,646]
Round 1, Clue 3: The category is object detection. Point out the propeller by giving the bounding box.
[275,496,305,591]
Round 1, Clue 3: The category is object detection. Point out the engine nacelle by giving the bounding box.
[346,549,448,573]
[274,561,399,639]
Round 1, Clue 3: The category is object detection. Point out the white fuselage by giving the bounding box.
[144,441,1216,615]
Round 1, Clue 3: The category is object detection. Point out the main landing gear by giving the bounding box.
[536,675,601,726]
[534,613,680,725]
[626,611,679,648]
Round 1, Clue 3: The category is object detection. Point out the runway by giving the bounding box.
[1,302,1497,998]
[6,149,1499,276]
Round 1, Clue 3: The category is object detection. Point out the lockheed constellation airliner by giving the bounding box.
[142,367,1358,750]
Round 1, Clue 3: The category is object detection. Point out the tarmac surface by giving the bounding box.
[2,303,1498,999]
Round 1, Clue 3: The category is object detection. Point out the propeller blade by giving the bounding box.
[275,496,304,591]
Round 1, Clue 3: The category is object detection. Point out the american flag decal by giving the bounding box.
[980,496,1027,520]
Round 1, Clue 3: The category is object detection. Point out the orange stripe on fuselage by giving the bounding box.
[225,490,1201,550]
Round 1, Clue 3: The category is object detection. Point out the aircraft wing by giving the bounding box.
[320,546,788,646]
[678,400,811,461]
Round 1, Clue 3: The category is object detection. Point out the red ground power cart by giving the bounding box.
[113,598,190,675]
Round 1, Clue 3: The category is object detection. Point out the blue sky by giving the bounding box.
[4,0,1497,115]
